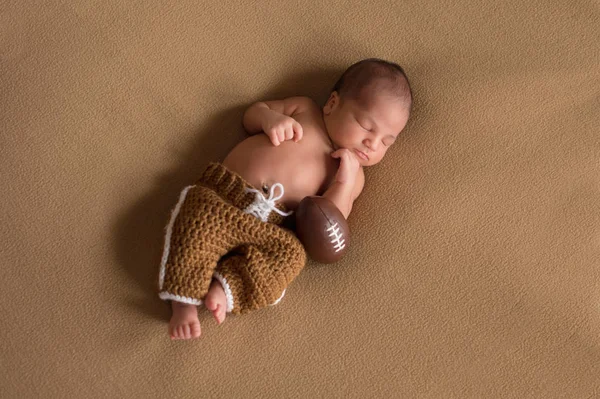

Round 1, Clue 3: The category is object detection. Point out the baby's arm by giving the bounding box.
[323,149,365,219]
[243,97,312,145]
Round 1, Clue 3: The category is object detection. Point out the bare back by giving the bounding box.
[223,101,338,210]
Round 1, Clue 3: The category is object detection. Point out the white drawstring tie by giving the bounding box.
[244,183,293,222]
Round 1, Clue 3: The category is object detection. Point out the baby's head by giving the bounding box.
[323,58,412,166]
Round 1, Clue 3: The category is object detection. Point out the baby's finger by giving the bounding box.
[331,148,349,158]
[269,131,280,146]
[293,122,303,142]
[277,129,286,144]
[284,126,294,141]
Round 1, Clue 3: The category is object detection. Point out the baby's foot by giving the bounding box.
[204,279,227,325]
[169,301,201,340]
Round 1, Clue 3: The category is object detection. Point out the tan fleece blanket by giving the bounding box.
[1,0,599,397]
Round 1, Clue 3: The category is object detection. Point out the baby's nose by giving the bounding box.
[364,138,378,151]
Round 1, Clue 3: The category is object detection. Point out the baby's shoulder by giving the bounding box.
[284,96,321,116]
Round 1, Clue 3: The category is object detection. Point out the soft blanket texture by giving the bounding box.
[2,0,599,397]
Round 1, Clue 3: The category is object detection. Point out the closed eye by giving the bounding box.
[355,117,372,132]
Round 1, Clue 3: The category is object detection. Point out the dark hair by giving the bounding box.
[332,58,413,113]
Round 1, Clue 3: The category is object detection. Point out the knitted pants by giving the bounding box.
[158,163,306,314]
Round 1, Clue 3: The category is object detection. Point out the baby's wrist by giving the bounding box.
[333,177,354,187]
[260,109,281,129]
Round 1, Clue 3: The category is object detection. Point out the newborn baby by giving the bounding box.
[158,58,413,339]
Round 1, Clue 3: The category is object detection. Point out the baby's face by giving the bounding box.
[323,90,409,166]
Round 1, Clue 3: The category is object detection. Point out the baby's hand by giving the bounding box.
[261,110,303,146]
[331,148,361,185]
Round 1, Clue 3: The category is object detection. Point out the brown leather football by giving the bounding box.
[295,196,350,263]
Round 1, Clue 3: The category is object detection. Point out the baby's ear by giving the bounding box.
[323,91,340,115]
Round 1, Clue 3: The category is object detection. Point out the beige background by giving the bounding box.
[2,0,600,397]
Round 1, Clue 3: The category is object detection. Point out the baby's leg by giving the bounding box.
[214,234,306,314]
[158,185,232,339]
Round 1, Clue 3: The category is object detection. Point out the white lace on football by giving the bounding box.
[244,183,293,222]
[327,222,346,252]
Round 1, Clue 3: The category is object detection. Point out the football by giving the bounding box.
[295,196,350,263]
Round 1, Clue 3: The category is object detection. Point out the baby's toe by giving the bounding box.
[216,306,227,325]
[178,325,187,339]
[190,322,201,338]
[169,323,181,340]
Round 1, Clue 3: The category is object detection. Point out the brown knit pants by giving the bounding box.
[158,163,306,314]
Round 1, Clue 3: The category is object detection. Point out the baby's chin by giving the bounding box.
[362,154,382,167]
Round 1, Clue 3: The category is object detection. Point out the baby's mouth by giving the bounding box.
[354,149,369,161]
